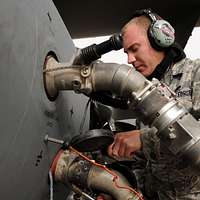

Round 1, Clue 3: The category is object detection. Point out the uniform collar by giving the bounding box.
[147,44,186,80]
[171,58,186,76]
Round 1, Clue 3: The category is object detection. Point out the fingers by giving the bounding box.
[113,133,131,158]
[96,195,105,200]
[114,140,134,158]
[107,130,141,159]
[117,140,126,157]
[107,136,124,158]
[107,143,114,157]
[96,194,113,200]
[107,135,129,158]
[112,136,121,157]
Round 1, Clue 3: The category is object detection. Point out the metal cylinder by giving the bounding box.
[51,149,140,200]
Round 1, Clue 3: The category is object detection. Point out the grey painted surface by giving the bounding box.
[0,0,89,199]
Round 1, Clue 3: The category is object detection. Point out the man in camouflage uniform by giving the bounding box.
[140,58,200,199]
[97,9,200,200]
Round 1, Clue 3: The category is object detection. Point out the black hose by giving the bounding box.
[75,33,123,65]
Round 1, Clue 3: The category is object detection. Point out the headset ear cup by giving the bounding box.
[132,9,175,50]
[147,23,163,51]
[150,20,175,49]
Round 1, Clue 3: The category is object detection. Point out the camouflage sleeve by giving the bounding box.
[191,58,200,119]
[140,127,160,160]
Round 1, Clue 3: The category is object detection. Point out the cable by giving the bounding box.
[49,170,54,200]
[79,98,91,134]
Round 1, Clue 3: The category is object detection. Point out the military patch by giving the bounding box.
[176,88,192,98]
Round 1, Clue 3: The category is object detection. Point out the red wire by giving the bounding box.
[69,146,144,200]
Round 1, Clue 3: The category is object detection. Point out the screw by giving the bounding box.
[81,67,90,77]
[169,132,176,139]
[44,135,64,145]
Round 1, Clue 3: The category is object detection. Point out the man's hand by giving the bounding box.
[96,194,112,200]
[108,130,142,159]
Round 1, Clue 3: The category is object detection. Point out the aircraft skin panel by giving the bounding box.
[0,0,89,199]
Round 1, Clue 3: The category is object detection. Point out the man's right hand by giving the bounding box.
[96,194,113,200]
[107,130,142,159]
[96,195,104,200]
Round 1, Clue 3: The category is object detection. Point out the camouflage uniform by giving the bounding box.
[140,58,200,199]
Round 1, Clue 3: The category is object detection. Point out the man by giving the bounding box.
[97,9,200,200]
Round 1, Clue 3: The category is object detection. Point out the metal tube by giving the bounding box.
[51,150,140,200]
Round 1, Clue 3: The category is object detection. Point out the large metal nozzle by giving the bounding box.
[43,55,147,101]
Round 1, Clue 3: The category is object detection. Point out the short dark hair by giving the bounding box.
[121,15,151,36]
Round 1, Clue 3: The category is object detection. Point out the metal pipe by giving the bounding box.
[88,165,139,200]
[51,149,140,200]
[43,56,148,99]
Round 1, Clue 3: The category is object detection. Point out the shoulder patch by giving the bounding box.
[176,88,192,98]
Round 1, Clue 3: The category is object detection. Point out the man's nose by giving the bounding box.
[127,53,136,64]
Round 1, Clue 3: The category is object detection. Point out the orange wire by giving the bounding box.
[69,146,144,200]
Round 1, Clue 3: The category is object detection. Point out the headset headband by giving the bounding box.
[131,8,159,22]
